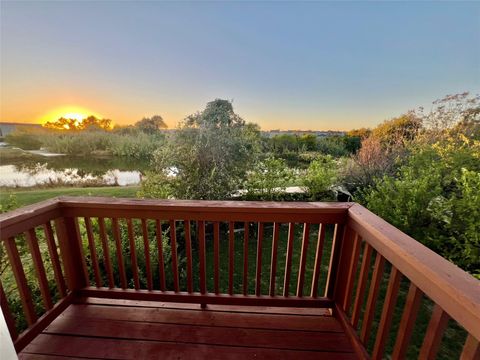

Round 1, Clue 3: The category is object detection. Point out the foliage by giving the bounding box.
[43,115,112,131]
[302,155,338,200]
[316,136,349,157]
[371,112,422,148]
[361,135,480,276]
[145,99,261,200]
[243,157,296,200]
[134,115,167,134]
[5,128,44,150]
[0,194,18,213]
[137,171,173,199]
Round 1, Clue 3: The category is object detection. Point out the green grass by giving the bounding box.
[0,186,140,207]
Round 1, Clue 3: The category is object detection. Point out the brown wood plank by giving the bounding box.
[283,223,295,297]
[351,242,373,328]
[20,354,97,360]
[214,221,220,294]
[198,220,207,294]
[311,223,326,298]
[80,297,331,316]
[228,221,235,295]
[23,334,357,360]
[61,303,343,332]
[360,253,386,344]
[4,237,37,325]
[141,219,153,291]
[391,283,423,360]
[0,279,18,340]
[169,220,179,292]
[155,219,166,291]
[126,218,140,290]
[43,316,352,352]
[418,304,450,360]
[79,287,332,308]
[269,222,280,296]
[255,222,264,296]
[98,218,114,288]
[183,220,193,293]
[296,223,310,297]
[333,303,370,360]
[43,222,67,297]
[342,233,361,312]
[461,335,480,360]
[84,217,102,287]
[14,293,74,353]
[243,222,249,295]
[26,228,53,310]
[112,218,127,289]
[372,267,402,360]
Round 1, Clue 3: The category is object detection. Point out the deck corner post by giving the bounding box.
[55,217,88,293]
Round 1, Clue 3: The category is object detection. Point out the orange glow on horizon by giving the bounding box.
[38,106,102,125]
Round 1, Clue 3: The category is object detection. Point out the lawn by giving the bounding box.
[0,185,140,208]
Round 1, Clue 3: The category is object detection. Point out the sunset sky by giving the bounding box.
[1,1,479,130]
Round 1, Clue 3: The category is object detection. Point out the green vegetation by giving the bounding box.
[0,186,139,207]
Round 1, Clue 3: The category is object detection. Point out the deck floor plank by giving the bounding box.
[20,298,356,360]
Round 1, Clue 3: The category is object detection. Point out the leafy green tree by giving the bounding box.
[303,155,338,200]
[135,115,167,134]
[142,99,261,200]
[244,157,296,200]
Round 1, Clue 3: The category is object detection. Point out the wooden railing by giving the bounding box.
[0,197,479,359]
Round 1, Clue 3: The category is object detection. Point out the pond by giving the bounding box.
[0,147,151,188]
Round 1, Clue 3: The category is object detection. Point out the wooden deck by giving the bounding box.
[19,298,356,359]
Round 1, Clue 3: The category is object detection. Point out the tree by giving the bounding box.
[135,115,167,134]
[43,115,111,131]
[142,99,261,200]
[303,155,338,200]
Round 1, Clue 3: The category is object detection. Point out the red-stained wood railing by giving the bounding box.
[1,197,479,359]
[332,203,480,360]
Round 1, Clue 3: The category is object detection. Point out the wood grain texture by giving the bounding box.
[418,304,450,360]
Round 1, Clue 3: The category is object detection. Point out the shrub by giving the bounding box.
[302,155,338,200]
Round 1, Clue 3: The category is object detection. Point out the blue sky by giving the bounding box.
[1,1,479,130]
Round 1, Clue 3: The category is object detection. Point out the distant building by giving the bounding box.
[261,129,345,138]
[0,122,42,137]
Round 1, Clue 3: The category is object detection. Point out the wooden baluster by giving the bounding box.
[392,283,423,360]
[351,242,373,328]
[185,220,193,293]
[269,222,280,296]
[418,304,450,360]
[112,218,127,289]
[54,217,88,292]
[155,220,166,291]
[460,335,480,360]
[74,218,90,285]
[243,222,249,295]
[198,221,207,294]
[296,223,310,297]
[283,223,295,297]
[372,267,402,360]
[98,218,115,288]
[43,222,67,297]
[255,222,264,296]
[84,218,102,287]
[169,220,179,292]
[342,233,361,311]
[214,222,220,294]
[360,253,386,344]
[141,219,153,291]
[126,219,140,290]
[26,228,53,310]
[310,223,326,298]
[4,237,37,325]
[0,278,18,340]
[228,221,235,295]
[325,224,345,299]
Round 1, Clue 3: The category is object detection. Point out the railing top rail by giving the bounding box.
[347,203,480,341]
[56,196,353,213]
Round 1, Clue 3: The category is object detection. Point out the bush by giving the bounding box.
[5,130,43,150]
[303,155,338,200]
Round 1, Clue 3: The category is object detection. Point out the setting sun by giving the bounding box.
[38,106,101,125]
